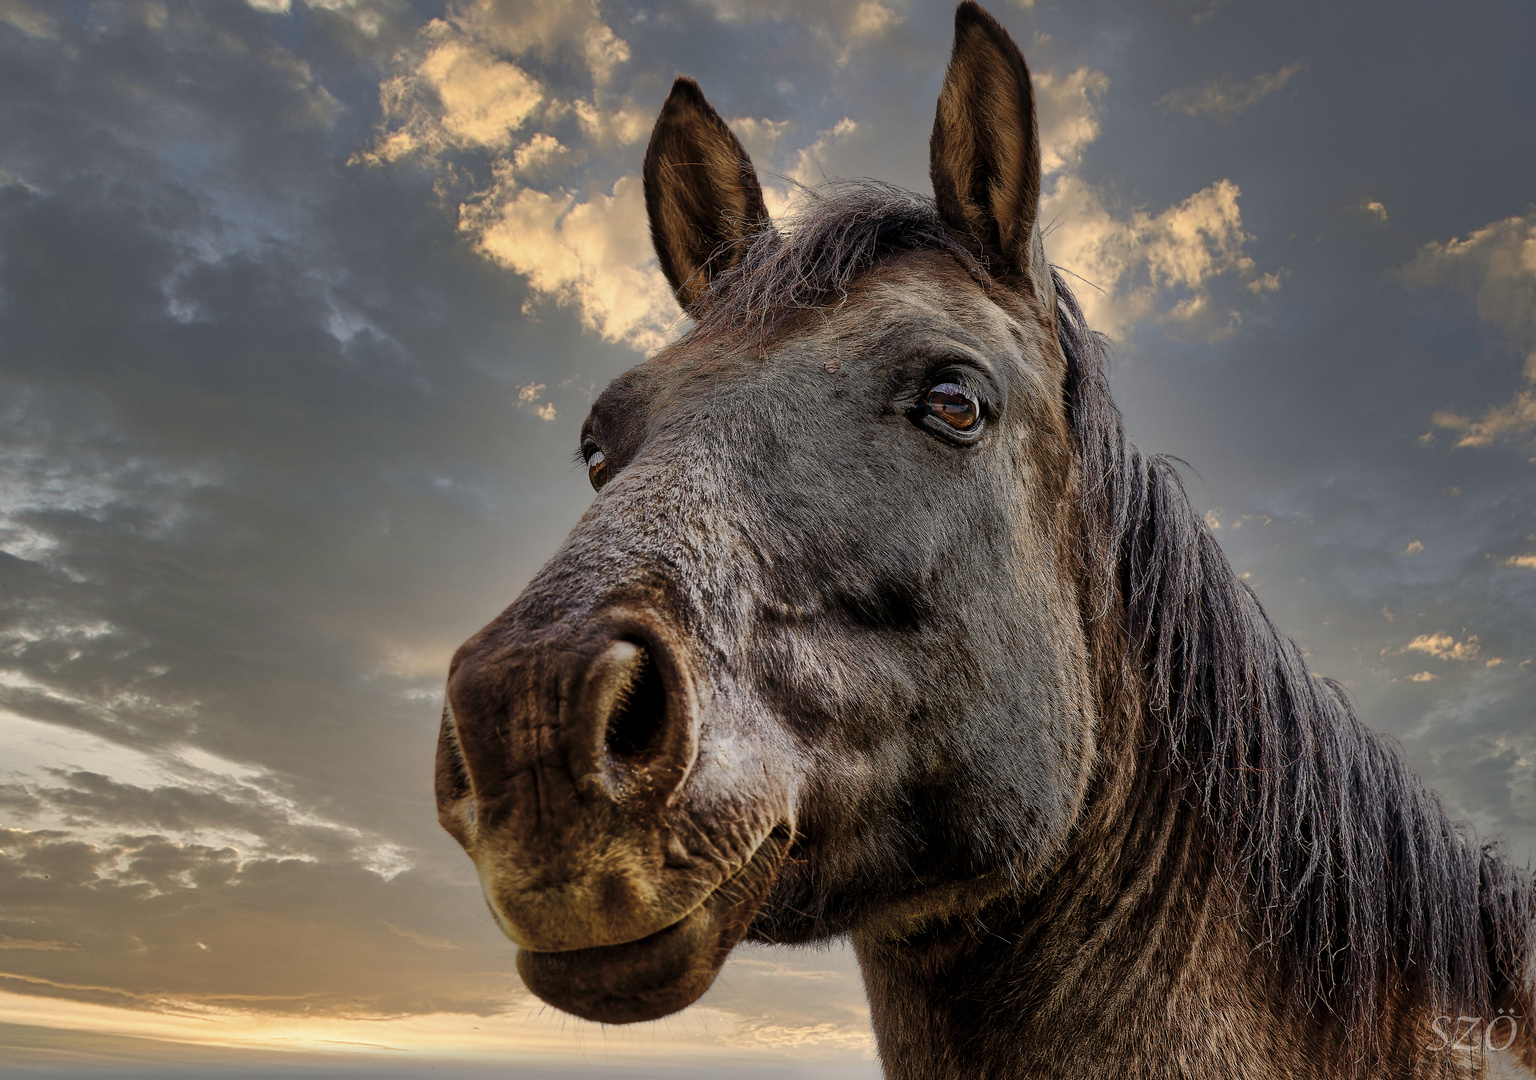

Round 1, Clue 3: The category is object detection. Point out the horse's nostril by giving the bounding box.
[567,628,695,804]
[578,638,677,797]
[435,702,477,842]
[443,737,471,801]
[604,642,667,762]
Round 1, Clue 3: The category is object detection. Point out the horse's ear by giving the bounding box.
[643,78,772,314]
[930,3,1053,306]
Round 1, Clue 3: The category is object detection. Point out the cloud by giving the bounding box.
[1403,539,1423,555]
[359,1,677,352]
[729,117,796,165]
[760,117,862,215]
[1402,209,1536,447]
[1362,198,1388,222]
[462,173,678,352]
[1034,67,1110,177]
[362,4,1266,353]
[0,937,75,951]
[460,0,632,86]
[1507,554,1536,569]
[690,0,907,64]
[0,0,56,37]
[0,710,411,877]
[1022,59,1269,338]
[1043,176,1261,339]
[360,25,544,162]
[1385,633,1482,663]
[0,437,219,571]
[722,1018,874,1052]
[1158,63,1304,120]
[0,827,513,1020]
[384,922,460,951]
[516,382,557,421]
[572,97,650,150]
[415,37,543,150]
[1430,390,1536,450]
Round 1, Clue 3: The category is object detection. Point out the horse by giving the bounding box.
[434,4,1536,1076]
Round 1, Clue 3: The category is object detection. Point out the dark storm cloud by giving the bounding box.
[0,0,1532,1068]
[0,0,638,1026]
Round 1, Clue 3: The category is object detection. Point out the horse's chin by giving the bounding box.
[514,834,790,1024]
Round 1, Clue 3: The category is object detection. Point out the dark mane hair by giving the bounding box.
[693,180,986,337]
[693,180,1535,1041]
[1057,274,1534,1041]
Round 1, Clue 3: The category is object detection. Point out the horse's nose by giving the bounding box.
[437,615,704,951]
[437,616,699,846]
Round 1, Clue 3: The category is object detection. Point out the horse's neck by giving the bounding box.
[852,760,1295,1078]
[851,716,1477,1080]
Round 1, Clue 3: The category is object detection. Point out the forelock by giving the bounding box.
[690,180,988,339]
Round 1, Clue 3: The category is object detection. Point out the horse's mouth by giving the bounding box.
[514,830,790,1024]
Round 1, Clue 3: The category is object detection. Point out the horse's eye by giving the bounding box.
[920,382,982,433]
[586,448,610,491]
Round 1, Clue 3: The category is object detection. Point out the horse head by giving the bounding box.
[435,1,1097,1025]
[434,5,1536,1075]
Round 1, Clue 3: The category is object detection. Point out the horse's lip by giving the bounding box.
[513,830,791,1024]
[516,900,714,1023]
[519,907,693,957]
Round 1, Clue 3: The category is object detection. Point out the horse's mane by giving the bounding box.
[698,180,1535,1038]
[1057,277,1534,1037]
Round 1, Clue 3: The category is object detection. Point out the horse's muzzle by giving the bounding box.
[435,607,708,947]
[436,584,796,1020]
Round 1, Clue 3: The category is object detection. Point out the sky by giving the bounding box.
[0,0,1533,1074]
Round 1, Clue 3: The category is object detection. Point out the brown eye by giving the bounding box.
[586,448,610,491]
[921,382,981,433]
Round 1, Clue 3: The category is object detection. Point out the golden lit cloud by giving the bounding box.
[358,0,682,352]
[1044,175,1261,339]
[1029,60,1269,338]
[1431,388,1536,450]
[361,27,544,162]
[462,0,632,86]
[360,5,1266,353]
[1384,633,1482,663]
[1034,66,1109,177]
[0,956,876,1066]
[515,381,559,421]
[462,174,678,352]
[1403,210,1536,447]
[0,987,788,1064]
[417,39,542,149]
